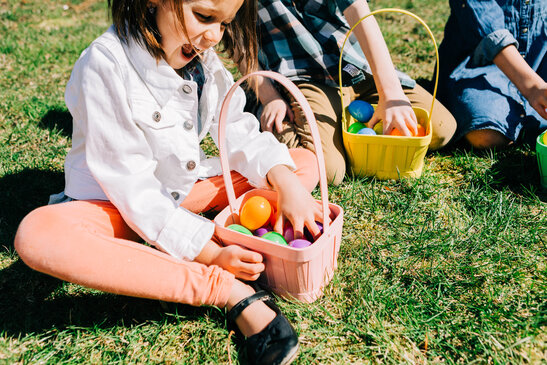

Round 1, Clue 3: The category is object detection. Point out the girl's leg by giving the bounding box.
[14,200,235,307]
[182,148,319,213]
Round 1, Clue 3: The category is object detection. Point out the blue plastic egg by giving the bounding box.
[357,127,376,135]
[347,100,374,123]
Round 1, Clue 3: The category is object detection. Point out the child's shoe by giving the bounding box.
[227,290,299,365]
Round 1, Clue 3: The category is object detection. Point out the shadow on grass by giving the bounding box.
[430,141,546,201]
[0,259,220,337]
[0,169,65,249]
[0,170,220,337]
[38,107,73,137]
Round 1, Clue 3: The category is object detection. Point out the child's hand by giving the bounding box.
[196,239,264,281]
[267,165,325,240]
[261,98,294,133]
[368,97,418,136]
[213,245,265,281]
[525,81,547,120]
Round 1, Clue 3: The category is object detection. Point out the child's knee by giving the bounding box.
[14,205,63,271]
[465,129,510,149]
[324,153,346,186]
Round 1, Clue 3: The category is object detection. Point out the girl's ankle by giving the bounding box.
[227,281,276,337]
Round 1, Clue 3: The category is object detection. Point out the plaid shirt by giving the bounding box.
[257,0,415,88]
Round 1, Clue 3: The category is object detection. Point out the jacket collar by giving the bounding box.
[117,27,217,108]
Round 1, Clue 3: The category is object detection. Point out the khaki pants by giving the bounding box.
[272,79,457,185]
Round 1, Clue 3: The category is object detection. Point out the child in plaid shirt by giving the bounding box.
[249,0,457,185]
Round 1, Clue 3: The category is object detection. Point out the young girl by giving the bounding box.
[14,0,323,364]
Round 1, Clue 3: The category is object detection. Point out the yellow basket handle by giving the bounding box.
[338,8,440,130]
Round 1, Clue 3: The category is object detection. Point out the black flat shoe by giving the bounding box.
[227,290,299,365]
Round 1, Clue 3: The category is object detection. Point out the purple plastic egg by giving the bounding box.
[283,225,294,242]
[254,226,272,237]
[289,239,312,248]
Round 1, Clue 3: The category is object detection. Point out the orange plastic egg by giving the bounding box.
[240,196,272,231]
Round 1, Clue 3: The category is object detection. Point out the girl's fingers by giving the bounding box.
[291,218,305,239]
[305,220,321,239]
[239,249,263,264]
[239,262,265,276]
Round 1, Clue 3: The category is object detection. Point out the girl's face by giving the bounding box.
[150,0,244,70]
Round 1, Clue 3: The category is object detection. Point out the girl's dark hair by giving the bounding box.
[108,0,258,75]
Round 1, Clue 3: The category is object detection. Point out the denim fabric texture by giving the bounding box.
[438,0,547,144]
[256,0,415,88]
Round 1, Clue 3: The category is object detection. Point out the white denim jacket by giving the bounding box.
[62,26,295,261]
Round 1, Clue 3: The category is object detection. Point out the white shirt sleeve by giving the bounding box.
[65,43,214,261]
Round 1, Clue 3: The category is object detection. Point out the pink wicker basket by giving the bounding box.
[214,71,344,303]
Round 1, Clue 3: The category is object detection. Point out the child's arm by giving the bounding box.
[266,164,323,239]
[493,45,547,120]
[252,71,294,133]
[343,1,418,136]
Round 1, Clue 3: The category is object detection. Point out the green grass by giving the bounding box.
[1,0,546,363]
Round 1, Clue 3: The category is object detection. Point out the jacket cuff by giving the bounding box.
[472,29,518,66]
[248,139,296,189]
[155,207,215,261]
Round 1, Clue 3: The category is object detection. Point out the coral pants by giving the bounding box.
[14,149,319,309]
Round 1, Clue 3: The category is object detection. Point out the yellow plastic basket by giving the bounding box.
[339,9,439,180]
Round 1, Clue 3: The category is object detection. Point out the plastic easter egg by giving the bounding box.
[416,124,426,137]
[240,196,272,231]
[227,224,253,235]
[357,127,376,135]
[543,132,547,145]
[283,225,294,242]
[372,121,383,135]
[348,122,366,134]
[289,239,312,249]
[261,231,288,246]
[254,226,272,237]
[347,100,374,123]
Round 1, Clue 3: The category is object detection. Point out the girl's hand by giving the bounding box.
[267,165,325,240]
[368,97,418,136]
[261,98,294,133]
[195,239,264,281]
[213,245,265,281]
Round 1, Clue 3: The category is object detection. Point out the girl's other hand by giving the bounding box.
[260,98,294,133]
[368,97,418,136]
[196,239,264,280]
[213,245,265,281]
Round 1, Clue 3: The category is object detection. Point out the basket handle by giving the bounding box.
[338,8,440,131]
[217,71,331,233]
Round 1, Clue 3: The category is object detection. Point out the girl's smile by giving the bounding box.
[150,0,244,70]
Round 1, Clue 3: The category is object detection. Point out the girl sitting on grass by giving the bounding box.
[14,0,324,364]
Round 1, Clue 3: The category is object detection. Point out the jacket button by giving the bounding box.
[171,191,180,200]
[152,111,161,122]
[182,84,192,94]
[183,121,193,130]
[522,28,528,33]
[186,161,196,170]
